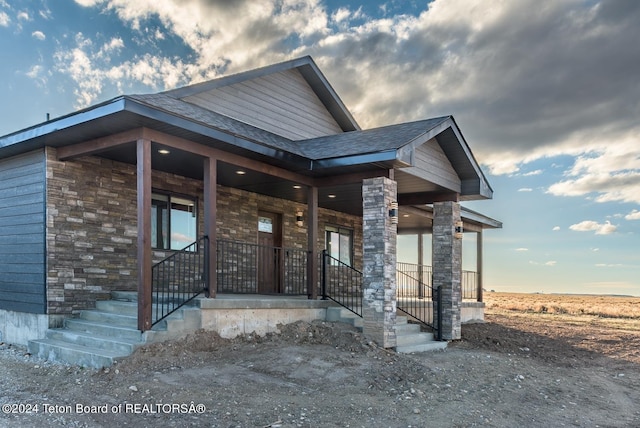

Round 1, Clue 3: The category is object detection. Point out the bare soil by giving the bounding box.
[1,310,639,428]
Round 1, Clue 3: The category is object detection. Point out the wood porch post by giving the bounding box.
[203,157,217,298]
[136,138,152,331]
[307,186,318,299]
[477,229,483,302]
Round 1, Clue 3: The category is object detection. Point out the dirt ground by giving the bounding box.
[1,310,639,428]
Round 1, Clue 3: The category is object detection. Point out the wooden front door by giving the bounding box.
[257,211,282,293]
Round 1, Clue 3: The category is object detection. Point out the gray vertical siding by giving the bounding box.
[0,150,46,314]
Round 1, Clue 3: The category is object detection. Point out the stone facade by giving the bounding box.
[45,149,362,315]
[432,201,462,340]
[361,177,397,349]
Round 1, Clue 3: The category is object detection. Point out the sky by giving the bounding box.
[0,0,638,296]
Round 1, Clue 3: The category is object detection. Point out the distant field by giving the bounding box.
[484,292,640,319]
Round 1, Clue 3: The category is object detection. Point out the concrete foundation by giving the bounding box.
[199,296,331,339]
[0,310,52,346]
[461,302,485,323]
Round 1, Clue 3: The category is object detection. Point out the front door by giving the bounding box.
[257,211,282,293]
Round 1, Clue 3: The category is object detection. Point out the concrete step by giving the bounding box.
[27,339,129,369]
[396,341,448,353]
[394,323,421,334]
[111,290,202,305]
[65,319,144,341]
[395,331,435,347]
[326,306,363,328]
[95,300,138,316]
[78,310,138,328]
[45,329,140,354]
[28,290,204,368]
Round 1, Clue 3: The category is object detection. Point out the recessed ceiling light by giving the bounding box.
[403,214,410,218]
[236,170,246,175]
[158,149,170,155]
[293,185,302,189]
[328,194,336,199]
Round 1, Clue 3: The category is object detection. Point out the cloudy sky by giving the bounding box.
[1,0,638,295]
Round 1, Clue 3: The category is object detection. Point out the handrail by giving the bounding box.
[398,262,479,301]
[150,236,209,328]
[320,250,362,317]
[396,268,442,340]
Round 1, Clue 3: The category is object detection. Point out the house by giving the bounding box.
[0,56,501,366]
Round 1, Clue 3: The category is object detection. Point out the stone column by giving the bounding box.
[433,201,462,340]
[362,177,397,348]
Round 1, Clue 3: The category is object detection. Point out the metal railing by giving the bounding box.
[151,236,209,327]
[397,263,479,301]
[321,250,362,317]
[462,270,478,300]
[216,239,307,295]
[397,262,433,288]
[396,269,442,339]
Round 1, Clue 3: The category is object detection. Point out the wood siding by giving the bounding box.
[183,69,344,140]
[0,150,46,314]
[401,138,461,192]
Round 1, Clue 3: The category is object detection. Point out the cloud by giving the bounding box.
[625,210,640,220]
[523,170,543,176]
[569,220,617,235]
[552,226,560,231]
[529,260,556,266]
[51,0,640,215]
[32,30,45,40]
[0,11,9,27]
[515,248,528,252]
[595,263,624,268]
[517,188,533,192]
[547,143,640,204]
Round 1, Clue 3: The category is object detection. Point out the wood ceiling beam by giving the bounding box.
[57,128,143,160]
[141,128,316,187]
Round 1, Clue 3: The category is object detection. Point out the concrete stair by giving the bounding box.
[394,316,447,353]
[326,306,447,353]
[28,291,201,369]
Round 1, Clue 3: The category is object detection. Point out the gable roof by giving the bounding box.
[164,56,360,134]
[0,55,493,202]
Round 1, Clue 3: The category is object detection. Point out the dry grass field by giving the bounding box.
[467,292,640,367]
[484,291,640,319]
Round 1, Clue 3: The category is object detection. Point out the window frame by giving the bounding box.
[151,190,198,251]
[325,225,354,267]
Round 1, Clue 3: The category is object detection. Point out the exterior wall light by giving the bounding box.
[388,202,399,224]
[296,210,304,227]
[455,220,464,239]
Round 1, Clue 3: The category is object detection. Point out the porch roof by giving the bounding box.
[0,56,498,225]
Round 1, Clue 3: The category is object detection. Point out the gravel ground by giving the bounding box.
[1,311,639,428]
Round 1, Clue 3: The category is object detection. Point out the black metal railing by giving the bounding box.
[151,236,209,327]
[396,267,442,339]
[321,250,362,317]
[216,239,307,295]
[397,262,479,301]
[397,262,433,291]
[462,270,478,300]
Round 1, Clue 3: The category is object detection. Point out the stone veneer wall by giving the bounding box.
[361,177,397,349]
[45,149,362,315]
[432,201,462,340]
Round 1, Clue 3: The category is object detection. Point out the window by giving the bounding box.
[325,225,353,266]
[152,192,197,250]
